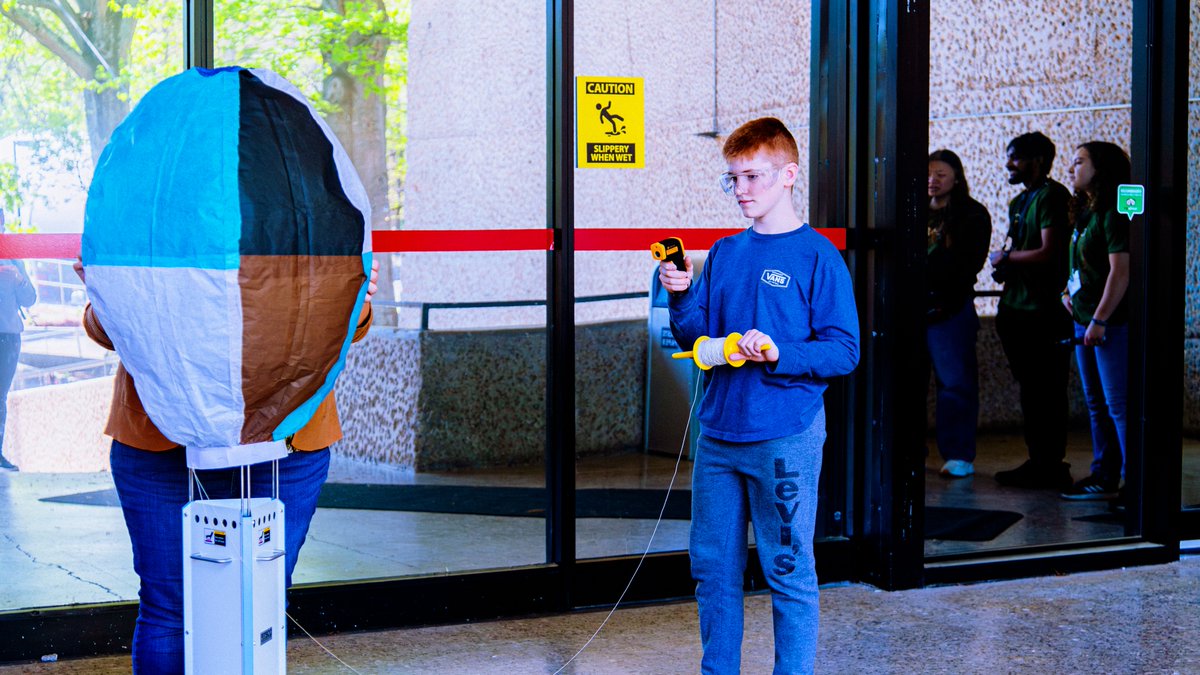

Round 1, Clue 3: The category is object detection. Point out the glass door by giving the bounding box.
[923,1,1140,558]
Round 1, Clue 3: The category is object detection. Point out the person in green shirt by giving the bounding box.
[988,132,1074,490]
[1059,141,1131,501]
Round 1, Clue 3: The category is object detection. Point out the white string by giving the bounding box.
[695,337,729,368]
[286,610,365,674]
[553,373,704,674]
[192,471,212,502]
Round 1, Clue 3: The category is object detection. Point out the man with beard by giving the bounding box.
[988,131,1073,490]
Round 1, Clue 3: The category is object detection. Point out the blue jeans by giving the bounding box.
[1074,322,1128,482]
[111,440,330,674]
[925,301,980,462]
[691,408,825,675]
[0,333,20,454]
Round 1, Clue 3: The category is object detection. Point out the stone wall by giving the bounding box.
[1,314,1087,474]
[1185,0,1200,433]
[403,0,813,326]
[4,376,112,472]
[335,321,646,471]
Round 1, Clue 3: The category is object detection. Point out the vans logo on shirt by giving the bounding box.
[761,269,790,288]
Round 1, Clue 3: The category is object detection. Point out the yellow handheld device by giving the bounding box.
[650,237,687,270]
[672,333,774,370]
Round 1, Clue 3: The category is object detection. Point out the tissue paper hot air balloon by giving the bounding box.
[82,66,372,470]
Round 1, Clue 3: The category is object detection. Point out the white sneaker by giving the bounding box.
[940,459,974,478]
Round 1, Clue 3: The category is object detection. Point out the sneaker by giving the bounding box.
[939,459,975,478]
[1061,474,1118,500]
[995,460,1073,490]
[0,454,17,472]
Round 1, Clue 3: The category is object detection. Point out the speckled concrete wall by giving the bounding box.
[404,321,645,471]
[928,1,1133,428]
[929,1,1133,302]
[1185,0,1200,432]
[404,0,811,324]
[333,329,422,470]
[5,377,113,472]
[2,319,646,474]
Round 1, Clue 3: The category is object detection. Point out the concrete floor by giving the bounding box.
[2,557,1198,673]
[1,432,1197,611]
[2,432,1198,673]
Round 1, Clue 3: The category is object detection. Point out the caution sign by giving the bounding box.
[576,76,644,169]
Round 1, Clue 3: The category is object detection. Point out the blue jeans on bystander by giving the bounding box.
[1074,321,1128,482]
[925,301,980,463]
[110,440,330,674]
[690,408,825,675]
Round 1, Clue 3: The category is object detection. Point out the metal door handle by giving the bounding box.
[256,549,286,562]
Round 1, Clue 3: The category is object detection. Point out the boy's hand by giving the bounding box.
[658,255,693,293]
[728,328,778,363]
[73,256,85,283]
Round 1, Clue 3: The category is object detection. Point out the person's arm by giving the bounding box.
[1002,224,1066,266]
[1007,187,1069,266]
[761,251,860,379]
[948,202,992,288]
[9,261,35,308]
[82,303,115,351]
[1084,252,1129,347]
[666,251,711,350]
[352,258,379,341]
[73,258,115,350]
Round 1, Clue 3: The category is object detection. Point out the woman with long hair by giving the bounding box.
[1060,141,1131,500]
[925,149,992,477]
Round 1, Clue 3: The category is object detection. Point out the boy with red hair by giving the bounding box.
[660,117,859,673]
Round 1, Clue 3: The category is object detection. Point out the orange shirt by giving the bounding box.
[83,303,372,452]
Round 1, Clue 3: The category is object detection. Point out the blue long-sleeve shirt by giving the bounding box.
[668,225,859,442]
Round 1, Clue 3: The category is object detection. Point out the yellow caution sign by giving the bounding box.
[576,76,645,169]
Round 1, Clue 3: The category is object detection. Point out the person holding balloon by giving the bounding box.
[75,67,381,674]
[76,256,376,673]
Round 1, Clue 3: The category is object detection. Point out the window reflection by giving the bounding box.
[926,1,1135,555]
[573,2,817,560]
[0,2,181,611]
[1183,3,1200,517]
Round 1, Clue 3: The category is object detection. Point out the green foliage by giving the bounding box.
[1,0,410,230]
[0,162,22,215]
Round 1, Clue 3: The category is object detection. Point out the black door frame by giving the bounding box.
[817,0,1190,589]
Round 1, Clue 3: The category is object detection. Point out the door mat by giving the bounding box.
[924,506,1023,541]
[1073,511,1125,525]
[40,485,692,520]
[44,486,1022,541]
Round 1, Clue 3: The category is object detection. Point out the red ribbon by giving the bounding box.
[0,227,846,259]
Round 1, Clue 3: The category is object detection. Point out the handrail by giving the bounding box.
[375,292,646,330]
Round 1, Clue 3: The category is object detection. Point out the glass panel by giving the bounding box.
[0,3,180,612]
[926,2,1136,555]
[573,3,818,561]
[1184,0,1200,517]
[218,1,548,583]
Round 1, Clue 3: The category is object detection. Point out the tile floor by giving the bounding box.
[2,557,1198,673]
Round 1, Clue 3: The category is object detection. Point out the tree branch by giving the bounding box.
[0,5,94,78]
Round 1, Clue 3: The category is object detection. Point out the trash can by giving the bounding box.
[644,266,701,459]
